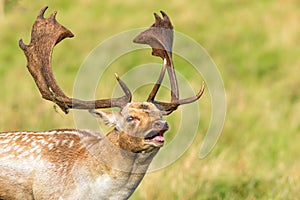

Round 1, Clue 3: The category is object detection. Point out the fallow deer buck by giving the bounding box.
[0,6,205,200]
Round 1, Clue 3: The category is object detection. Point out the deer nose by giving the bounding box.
[154,121,169,131]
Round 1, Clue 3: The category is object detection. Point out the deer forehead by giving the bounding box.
[122,102,162,118]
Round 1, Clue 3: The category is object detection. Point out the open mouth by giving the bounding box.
[144,129,167,144]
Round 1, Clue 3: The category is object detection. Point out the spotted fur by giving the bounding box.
[0,102,168,200]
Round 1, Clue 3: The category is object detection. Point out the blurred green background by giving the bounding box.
[1,0,300,199]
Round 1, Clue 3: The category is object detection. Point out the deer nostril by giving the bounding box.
[154,121,169,130]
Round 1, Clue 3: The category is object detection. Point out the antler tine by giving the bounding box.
[166,53,179,103]
[133,11,205,115]
[20,6,131,114]
[153,81,205,114]
[146,58,167,102]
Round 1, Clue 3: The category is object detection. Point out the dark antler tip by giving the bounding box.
[154,12,162,21]
[18,39,27,50]
[38,6,48,19]
[161,11,171,21]
[69,32,75,38]
[160,11,167,17]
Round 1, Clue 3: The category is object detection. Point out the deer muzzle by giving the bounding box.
[144,120,169,147]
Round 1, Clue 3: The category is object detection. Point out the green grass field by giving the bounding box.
[1,0,300,199]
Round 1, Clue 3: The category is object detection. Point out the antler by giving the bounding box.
[133,11,205,115]
[19,6,131,114]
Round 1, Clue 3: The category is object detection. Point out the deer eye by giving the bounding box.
[126,116,134,122]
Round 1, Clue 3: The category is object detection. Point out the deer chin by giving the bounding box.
[144,130,166,148]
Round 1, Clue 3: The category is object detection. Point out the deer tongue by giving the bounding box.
[153,135,164,143]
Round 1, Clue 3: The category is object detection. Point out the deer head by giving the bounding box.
[90,102,168,153]
[0,6,205,199]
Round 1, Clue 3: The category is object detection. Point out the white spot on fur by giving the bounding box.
[0,139,12,144]
[12,135,21,140]
[21,135,29,142]
[68,140,74,148]
[16,146,25,153]
[61,140,68,146]
[31,141,37,146]
[48,143,54,150]
[3,145,12,153]
[0,154,14,160]
[13,145,20,151]
[55,139,60,147]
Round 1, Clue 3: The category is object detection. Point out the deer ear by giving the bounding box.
[89,109,122,128]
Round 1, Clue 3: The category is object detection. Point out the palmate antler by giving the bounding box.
[19,6,131,114]
[19,7,203,115]
[133,11,205,114]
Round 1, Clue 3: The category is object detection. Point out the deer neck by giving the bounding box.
[83,129,158,198]
[87,129,159,175]
[105,128,159,172]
